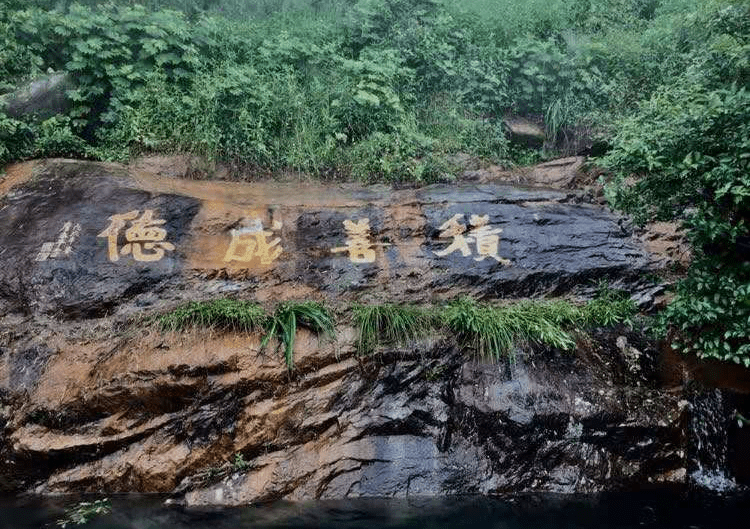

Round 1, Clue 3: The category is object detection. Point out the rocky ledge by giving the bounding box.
[0,159,746,504]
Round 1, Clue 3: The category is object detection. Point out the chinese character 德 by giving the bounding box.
[434,213,510,265]
[331,218,377,264]
[35,221,81,261]
[98,209,175,262]
[223,219,283,266]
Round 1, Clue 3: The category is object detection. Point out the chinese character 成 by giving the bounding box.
[98,209,175,262]
[223,219,283,266]
[35,221,81,261]
[331,218,377,264]
[434,213,510,265]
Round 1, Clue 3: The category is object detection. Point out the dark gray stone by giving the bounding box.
[2,72,74,121]
[0,164,200,317]
[0,163,659,317]
[8,345,54,392]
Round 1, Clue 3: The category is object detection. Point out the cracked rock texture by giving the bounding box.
[0,159,744,504]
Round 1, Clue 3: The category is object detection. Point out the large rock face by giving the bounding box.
[0,159,654,319]
[0,159,742,503]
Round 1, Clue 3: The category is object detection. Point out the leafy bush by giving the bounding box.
[661,261,750,366]
[0,114,34,165]
[10,3,209,136]
[32,115,91,158]
[602,83,750,364]
[0,5,42,92]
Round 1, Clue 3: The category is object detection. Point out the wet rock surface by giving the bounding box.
[0,159,744,504]
[0,322,691,503]
[0,159,656,316]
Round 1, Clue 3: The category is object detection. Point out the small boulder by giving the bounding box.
[2,72,74,121]
[527,156,585,188]
[503,117,546,149]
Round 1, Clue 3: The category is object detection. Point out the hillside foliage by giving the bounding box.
[1,0,749,365]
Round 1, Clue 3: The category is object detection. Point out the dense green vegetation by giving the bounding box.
[0,0,721,176]
[1,0,748,366]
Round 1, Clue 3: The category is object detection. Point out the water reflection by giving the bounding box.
[0,491,748,529]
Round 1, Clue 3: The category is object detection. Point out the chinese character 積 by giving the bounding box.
[434,213,510,265]
[98,209,175,262]
[331,218,377,264]
[223,219,283,266]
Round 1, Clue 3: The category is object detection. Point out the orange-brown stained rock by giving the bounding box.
[1,158,736,501]
[10,325,354,494]
[0,160,37,197]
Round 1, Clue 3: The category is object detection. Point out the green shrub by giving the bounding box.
[602,83,750,364]
[10,4,209,136]
[0,114,34,165]
[661,261,750,366]
[0,6,43,92]
[32,115,91,158]
[341,127,436,183]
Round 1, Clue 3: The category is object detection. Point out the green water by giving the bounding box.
[1,491,747,528]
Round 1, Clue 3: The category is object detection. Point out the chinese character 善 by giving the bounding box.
[331,218,377,264]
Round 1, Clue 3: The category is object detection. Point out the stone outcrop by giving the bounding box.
[503,117,546,149]
[1,72,74,122]
[0,159,745,504]
[0,318,689,503]
[0,159,657,320]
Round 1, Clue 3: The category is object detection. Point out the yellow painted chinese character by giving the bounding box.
[223,219,283,266]
[434,213,510,265]
[434,214,471,258]
[35,221,81,261]
[331,218,377,264]
[467,214,510,265]
[98,209,175,262]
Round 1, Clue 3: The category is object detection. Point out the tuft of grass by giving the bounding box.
[157,299,335,370]
[157,299,268,333]
[440,297,579,360]
[261,301,335,370]
[354,292,637,360]
[157,291,636,367]
[440,297,516,360]
[353,303,437,355]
